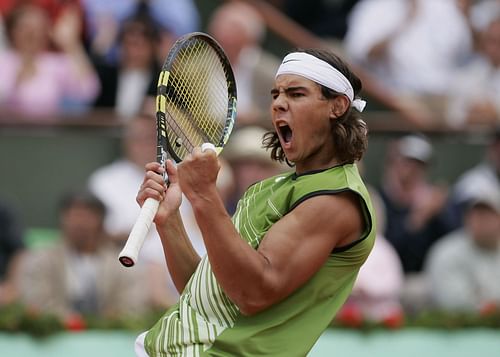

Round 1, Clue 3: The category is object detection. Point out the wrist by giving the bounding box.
[156,209,182,234]
[188,185,223,212]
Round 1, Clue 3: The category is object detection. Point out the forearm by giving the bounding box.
[157,210,201,293]
[189,187,271,314]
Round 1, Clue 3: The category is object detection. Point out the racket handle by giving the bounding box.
[118,198,160,267]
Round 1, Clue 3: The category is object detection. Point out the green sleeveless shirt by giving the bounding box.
[145,163,376,357]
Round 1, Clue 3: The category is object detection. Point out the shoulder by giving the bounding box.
[289,165,369,207]
[290,191,365,242]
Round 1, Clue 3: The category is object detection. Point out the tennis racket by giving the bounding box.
[118,32,237,267]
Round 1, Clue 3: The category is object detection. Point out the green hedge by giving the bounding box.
[1,303,499,338]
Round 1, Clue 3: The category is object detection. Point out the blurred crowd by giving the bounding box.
[1,0,500,327]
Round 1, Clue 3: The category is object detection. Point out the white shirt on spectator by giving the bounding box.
[446,57,500,128]
[425,230,500,311]
[345,0,473,96]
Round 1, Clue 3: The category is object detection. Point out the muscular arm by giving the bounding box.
[138,161,201,293]
[182,154,364,315]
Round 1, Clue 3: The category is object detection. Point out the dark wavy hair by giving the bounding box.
[263,48,368,166]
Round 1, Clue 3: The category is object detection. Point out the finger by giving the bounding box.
[145,170,166,184]
[145,162,164,174]
[143,177,167,193]
[165,160,178,184]
[137,187,164,205]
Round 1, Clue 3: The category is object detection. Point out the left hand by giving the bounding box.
[178,146,220,202]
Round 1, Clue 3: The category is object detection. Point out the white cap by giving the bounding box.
[467,184,500,214]
[223,126,283,168]
[398,135,433,163]
[470,1,500,32]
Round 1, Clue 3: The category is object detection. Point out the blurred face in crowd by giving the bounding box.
[391,155,428,187]
[8,6,50,55]
[121,22,156,69]
[481,19,500,67]
[209,16,249,64]
[61,203,104,253]
[466,204,500,249]
[124,115,156,168]
[208,3,263,64]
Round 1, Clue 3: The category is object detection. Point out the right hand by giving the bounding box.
[136,161,182,225]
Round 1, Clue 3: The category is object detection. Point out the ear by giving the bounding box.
[329,95,350,119]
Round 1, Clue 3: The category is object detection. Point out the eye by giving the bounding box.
[290,92,304,98]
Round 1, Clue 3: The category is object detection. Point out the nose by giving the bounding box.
[271,91,288,113]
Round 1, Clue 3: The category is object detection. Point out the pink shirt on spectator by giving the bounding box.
[0,50,99,118]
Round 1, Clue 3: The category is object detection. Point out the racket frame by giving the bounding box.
[118,32,237,268]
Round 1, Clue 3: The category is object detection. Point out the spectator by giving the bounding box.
[425,185,500,312]
[88,113,159,246]
[447,127,500,230]
[0,199,25,306]
[80,0,199,65]
[87,114,176,310]
[378,134,450,273]
[207,1,281,128]
[17,190,150,319]
[344,0,473,124]
[0,4,99,119]
[446,1,500,128]
[281,0,361,40]
[0,0,81,22]
[92,11,160,120]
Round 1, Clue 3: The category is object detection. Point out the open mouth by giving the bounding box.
[278,124,292,145]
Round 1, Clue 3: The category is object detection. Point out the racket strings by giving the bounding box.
[158,34,236,161]
[164,111,197,152]
[169,41,229,147]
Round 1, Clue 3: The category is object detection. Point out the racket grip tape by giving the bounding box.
[118,198,160,267]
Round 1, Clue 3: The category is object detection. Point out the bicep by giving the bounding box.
[256,192,363,304]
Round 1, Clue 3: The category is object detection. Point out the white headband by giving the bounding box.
[276,52,366,112]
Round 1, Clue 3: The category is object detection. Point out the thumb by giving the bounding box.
[165,159,178,185]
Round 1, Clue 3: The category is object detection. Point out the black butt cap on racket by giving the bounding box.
[119,256,135,267]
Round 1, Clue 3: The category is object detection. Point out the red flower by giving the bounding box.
[382,311,405,329]
[479,302,498,316]
[64,314,86,332]
[336,303,364,328]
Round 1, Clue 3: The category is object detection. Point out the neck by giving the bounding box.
[295,157,346,175]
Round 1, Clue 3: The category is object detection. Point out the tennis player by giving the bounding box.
[134,48,376,356]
